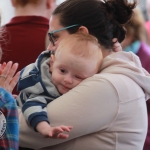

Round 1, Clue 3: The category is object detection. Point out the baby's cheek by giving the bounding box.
[74,80,82,88]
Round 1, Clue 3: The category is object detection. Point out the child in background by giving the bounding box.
[17,33,103,138]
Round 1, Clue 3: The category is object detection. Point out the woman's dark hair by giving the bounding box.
[53,0,137,49]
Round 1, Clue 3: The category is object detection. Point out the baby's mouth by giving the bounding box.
[62,85,71,90]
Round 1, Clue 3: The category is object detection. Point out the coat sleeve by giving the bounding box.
[19,75,119,149]
[22,95,50,131]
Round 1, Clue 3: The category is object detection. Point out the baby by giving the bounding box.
[17,33,103,138]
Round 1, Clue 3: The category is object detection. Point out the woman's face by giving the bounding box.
[47,15,72,51]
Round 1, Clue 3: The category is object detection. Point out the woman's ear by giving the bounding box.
[46,0,56,9]
[50,54,55,72]
[11,0,16,7]
[46,0,52,8]
[78,26,89,34]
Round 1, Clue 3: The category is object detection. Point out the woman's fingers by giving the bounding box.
[0,61,19,93]
[112,38,118,43]
[5,63,19,86]
[8,71,20,93]
[1,61,13,76]
[0,62,7,74]
[112,38,122,52]
[12,94,18,99]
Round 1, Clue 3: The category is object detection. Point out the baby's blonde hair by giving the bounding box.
[55,33,103,73]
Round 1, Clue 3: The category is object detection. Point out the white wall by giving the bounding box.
[0,0,15,26]
[56,0,65,5]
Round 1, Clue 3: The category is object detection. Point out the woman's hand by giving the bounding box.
[112,38,122,52]
[0,62,6,74]
[0,61,20,93]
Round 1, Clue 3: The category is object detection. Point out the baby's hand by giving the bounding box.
[36,121,73,139]
[47,125,73,139]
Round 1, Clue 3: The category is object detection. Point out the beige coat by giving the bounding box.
[19,52,150,150]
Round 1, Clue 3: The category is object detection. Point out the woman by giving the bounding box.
[19,0,150,150]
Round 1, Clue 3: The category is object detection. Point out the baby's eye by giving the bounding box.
[60,69,66,73]
[75,76,83,80]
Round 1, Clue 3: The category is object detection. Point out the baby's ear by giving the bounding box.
[50,54,55,71]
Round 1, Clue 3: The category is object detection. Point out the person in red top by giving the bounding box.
[0,0,56,93]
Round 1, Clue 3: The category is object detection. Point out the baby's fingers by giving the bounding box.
[55,133,69,139]
[51,126,64,135]
[50,125,73,139]
[60,125,73,132]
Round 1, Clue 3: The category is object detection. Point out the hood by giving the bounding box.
[100,51,150,100]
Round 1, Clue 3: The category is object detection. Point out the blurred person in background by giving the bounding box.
[121,7,150,72]
[0,0,56,94]
[0,28,20,149]
[0,9,1,26]
[121,7,150,150]
[145,0,150,42]
[146,0,150,20]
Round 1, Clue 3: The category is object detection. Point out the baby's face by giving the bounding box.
[51,52,98,94]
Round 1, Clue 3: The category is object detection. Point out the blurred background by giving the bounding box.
[0,0,65,26]
[0,0,148,26]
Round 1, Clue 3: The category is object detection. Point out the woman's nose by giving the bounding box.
[47,43,57,51]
